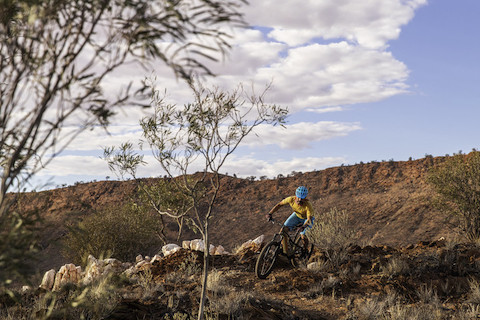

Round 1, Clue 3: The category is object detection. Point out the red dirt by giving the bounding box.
[11,156,455,272]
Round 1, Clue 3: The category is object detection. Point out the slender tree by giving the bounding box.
[104,80,288,319]
[0,0,246,291]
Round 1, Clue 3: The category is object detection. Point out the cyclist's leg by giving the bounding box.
[283,213,305,254]
[300,217,315,253]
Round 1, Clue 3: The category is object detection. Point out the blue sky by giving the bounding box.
[33,0,480,189]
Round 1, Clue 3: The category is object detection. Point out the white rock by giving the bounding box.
[104,258,121,266]
[151,254,162,263]
[214,245,226,255]
[191,239,205,252]
[307,262,325,270]
[67,263,77,272]
[182,240,191,249]
[135,260,150,269]
[53,263,82,290]
[209,244,216,255]
[58,265,67,275]
[235,235,265,254]
[136,255,143,263]
[236,240,253,253]
[88,255,98,265]
[162,243,181,257]
[83,261,101,285]
[22,286,31,292]
[39,269,56,290]
[252,235,265,246]
[123,266,137,277]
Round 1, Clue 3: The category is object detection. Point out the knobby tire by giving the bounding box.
[255,241,280,279]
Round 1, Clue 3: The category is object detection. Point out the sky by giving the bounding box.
[32,0,480,189]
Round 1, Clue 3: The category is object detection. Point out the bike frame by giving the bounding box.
[268,219,305,257]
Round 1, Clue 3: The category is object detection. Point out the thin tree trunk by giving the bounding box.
[197,221,209,320]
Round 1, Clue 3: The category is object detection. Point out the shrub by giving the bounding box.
[62,203,164,265]
[381,257,410,277]
[307,207,357,267]
[427,151,480,241]
[205,269,253,318]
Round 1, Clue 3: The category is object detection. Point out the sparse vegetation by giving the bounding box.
[0,0,246,295]
[103,79,287,320]
[427,151,480,241]
[307,207,357,269]
[7,154,480,319]
[380,256,410,277]
[1,274,123,320]
[62,203,164,265]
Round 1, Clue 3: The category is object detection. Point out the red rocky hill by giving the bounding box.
[13,156,455,272]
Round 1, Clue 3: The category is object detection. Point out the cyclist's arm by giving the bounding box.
[268,201,285,216]
[303,218,312,228]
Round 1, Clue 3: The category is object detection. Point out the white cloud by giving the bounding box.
[201,40,409,112]
[30,0,427,189]
[61,119,361,154]
[246,121,362,150]
[306,106,344,113]
[221,155,346,178]
[58,125,144,152]
[244,0,427,48]
[37,153,345,181]
[207,28,287,77]
[253,42,409,111]
[37,155,110,177]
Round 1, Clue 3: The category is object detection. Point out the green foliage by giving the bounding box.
[0,210,38,294]
[427,151,480,241]
[62,203,164,265]
[1,0,247,292]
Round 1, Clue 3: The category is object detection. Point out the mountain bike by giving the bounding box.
[255,218,314,279]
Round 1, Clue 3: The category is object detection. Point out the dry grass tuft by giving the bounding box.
[380,257,410,277]
[205,270,254,318]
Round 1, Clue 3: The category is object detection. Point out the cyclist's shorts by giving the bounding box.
[284,212,315,235]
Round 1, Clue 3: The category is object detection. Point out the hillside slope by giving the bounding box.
[13,156,456,272]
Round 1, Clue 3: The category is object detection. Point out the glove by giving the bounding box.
[266,213,273,221]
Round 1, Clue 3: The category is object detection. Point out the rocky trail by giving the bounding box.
[102,238,480,319]
[6,155,480,319]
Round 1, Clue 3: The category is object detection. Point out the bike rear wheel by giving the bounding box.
[290,233,314,268]
[255,240,280,279]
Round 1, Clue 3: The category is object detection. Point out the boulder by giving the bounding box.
[53,263,82,291]
[83,255,127,285]
[214,245,228,255]
[236,235,265,254]
[39,269,56,290]
[162,243,181,257]
[190,239,204,252]
[182,240,191,249]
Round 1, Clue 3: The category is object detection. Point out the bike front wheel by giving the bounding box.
[255,240,280,279]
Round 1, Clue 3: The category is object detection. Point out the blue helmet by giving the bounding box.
[295,186,308,199]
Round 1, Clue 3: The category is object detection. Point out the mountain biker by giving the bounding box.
[267,186,315,256]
